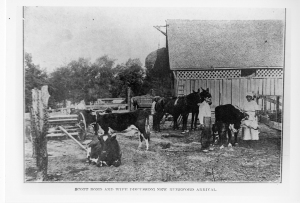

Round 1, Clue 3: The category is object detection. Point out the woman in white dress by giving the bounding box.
[241,92,260,140]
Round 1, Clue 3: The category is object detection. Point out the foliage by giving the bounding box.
[144,48,173,97]
[48,66,72,106]
[111,58,145,100]
[49,56,116,104]
[24,53,48,112]
[88,55,116,100]
[25,50,171,109]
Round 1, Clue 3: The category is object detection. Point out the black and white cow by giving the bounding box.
[87,135,122,167]
[212,104,248,148]
[71,109,111,137]
[96,109,150,150]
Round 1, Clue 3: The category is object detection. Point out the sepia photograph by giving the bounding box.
[22,6,285,183]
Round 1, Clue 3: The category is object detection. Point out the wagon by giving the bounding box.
[46,114,82,140]
[132,95,154,110]
[46,109,104,141]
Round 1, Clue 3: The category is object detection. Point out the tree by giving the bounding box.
[111,58,145,100]
[67,58,91,103]
[144,48,173,97]
[48,66,73,106]
[87,55,116,100]
[48,55,117,105]
[24,53,48,112]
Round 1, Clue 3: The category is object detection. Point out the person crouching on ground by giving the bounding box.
[198,96,213,152]
[241,92,260,141]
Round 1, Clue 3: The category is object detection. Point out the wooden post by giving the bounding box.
[30,107,38,158]
[31,85,50,181]
[263,96,267,113]
[128,87,131,111]
[276,96,280,122]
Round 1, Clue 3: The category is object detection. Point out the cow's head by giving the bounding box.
[96,134,122,167]
[82,109,97,124]
[236,107,249,120]
[233,106,249,129]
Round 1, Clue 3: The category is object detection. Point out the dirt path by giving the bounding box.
[25,123,281,182]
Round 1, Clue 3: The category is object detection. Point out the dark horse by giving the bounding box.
[155,88,212,132]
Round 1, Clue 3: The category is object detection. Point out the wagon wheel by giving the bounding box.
[77,112,87,140]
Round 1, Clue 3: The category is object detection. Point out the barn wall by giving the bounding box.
[175,69,283,111]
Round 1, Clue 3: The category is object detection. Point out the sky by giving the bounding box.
[24,7,285,73]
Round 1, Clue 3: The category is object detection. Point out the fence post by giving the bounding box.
[276,96,280,122]
[263,96,267,113]
[31,85,50,181]
[128,87,131,111]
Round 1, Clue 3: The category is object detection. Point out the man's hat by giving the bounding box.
[246,92,253,97]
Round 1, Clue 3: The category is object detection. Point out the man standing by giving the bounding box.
[151,97,158,132]
[198,96,213,152]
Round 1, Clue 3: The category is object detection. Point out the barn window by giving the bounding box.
[241,69,256,77]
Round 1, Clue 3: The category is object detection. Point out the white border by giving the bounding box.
[5,1,300,203]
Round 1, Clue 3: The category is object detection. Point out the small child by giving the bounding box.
[198,96,213,152]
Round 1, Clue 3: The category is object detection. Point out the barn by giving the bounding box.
[165,19,285,111]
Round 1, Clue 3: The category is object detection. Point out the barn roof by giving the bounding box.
[166,20,284,70]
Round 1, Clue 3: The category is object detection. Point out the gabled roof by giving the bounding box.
[166,20,284,70]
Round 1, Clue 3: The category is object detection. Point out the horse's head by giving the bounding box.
[200,88,212,105]
[153,96,160,103]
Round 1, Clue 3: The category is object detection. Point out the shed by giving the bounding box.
[166,19,284,110]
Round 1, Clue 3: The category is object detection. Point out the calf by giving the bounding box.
[87,135,122,167]
[71,109,98,137]
[71,109,112,137]
[212,104,248,148]
[96,109,150,150]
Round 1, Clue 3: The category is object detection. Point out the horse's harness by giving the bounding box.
[174,95,186,106]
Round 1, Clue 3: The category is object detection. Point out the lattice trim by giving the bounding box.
[255,69,283,78]
[177,69,283,79]
[177,70,241,79]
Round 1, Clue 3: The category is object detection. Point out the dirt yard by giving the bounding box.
[25,122,281,182]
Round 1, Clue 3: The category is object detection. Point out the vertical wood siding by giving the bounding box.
[232,79,240,106]
[177,77,283,110]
